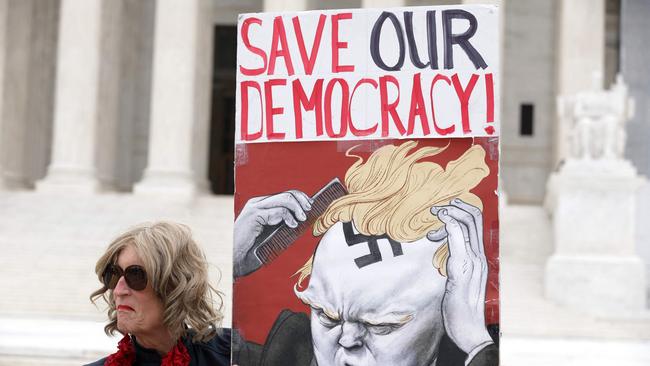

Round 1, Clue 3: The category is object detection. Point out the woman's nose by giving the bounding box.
[338,321,366,349]
[113,275,130,295]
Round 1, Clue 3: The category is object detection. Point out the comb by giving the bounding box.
[253,178,348,265]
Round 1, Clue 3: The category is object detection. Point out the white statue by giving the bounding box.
[560,74,634,161]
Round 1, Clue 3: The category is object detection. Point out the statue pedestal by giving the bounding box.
[545,159,647,316]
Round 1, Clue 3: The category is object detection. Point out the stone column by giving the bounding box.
[114,0,155,191]
[94,0,124,192]
[554,0,605,165]
[0,1,60,190]
[0,0,32,189]
[264,0,308,12]
[621,0,650,289]
[133,0,213,198]
[24,1,60,187]
[36,0,103,193]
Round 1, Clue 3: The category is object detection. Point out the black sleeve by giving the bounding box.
[191,328,233,366]
[468,344,499,366]
[232,331,264,366]
[232,310,313,366]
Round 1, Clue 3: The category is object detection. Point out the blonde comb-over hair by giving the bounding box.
[295,141,489,287]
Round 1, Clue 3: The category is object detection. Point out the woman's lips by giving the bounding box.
[117,305,135,311]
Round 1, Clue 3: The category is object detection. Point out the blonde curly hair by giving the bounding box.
[90,222,224,342]
[295,141,489,286]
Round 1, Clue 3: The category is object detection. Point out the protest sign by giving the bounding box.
[236,5,499,142]
[233,5,499,366]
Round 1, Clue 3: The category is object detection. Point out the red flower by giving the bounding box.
[104,335,190,366]
[162,339,190,366]
[104,335,135,366]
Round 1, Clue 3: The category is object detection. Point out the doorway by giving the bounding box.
[209,25,237,194]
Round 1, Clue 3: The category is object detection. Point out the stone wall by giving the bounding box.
[621,0,650,290]
[621,0,650,176]
[501,0,557,203]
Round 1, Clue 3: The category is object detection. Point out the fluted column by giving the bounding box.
[94,0,124,192]
[0,0,30,189]
[554,0,605,164]
[36,0,104,193]
[133,0,213,198]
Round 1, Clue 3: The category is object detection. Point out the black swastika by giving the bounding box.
[343,222,403,268]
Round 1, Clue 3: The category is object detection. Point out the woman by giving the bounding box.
[87,222,230,366]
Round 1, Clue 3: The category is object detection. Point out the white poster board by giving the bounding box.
[236,5,500,143]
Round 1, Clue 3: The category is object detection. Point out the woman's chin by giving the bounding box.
[116,320,136,335]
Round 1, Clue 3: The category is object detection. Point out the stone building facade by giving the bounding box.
[1,0,650,364]
[0,0,637,200]
[3,0,650,296]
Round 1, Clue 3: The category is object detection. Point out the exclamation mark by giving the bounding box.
[484,73,495,135]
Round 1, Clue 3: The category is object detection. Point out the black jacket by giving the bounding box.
[233,310,499,366]
[85,329,231,366]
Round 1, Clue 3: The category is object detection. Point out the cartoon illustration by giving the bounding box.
[233,141,498,366]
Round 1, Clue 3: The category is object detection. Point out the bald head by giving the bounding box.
[296,221,447,366]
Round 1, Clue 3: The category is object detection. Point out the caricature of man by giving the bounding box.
[233,141,498,366]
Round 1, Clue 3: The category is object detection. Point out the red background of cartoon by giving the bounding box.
[233,137,499,344]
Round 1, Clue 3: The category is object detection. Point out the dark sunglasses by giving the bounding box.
[102,264,148,291]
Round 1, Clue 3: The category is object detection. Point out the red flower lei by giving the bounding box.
[105,334,190,366]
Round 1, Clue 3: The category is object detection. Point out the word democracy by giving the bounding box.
[238,9,495,141]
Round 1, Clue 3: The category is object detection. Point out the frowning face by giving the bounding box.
[112,245,167,337]
[296,222,447,366]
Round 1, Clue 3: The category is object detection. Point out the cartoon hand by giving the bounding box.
[233,190,312,278]
[428,198,493,355]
